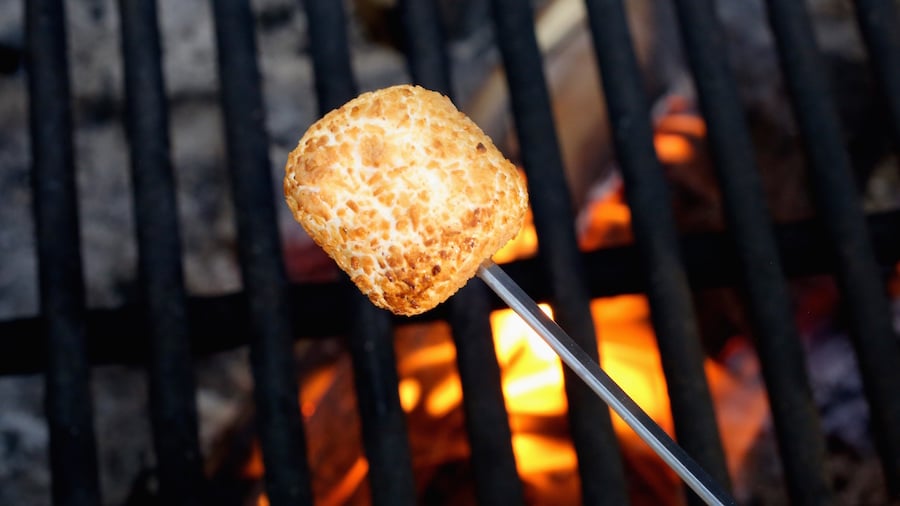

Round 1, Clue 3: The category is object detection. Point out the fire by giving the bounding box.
[319,457,369,506]
[245,134,765,503]
[492,304,567,416]
[381,289,764,499]
[477,148,766,495]
[488,296,676,485]
[482,295,766,499]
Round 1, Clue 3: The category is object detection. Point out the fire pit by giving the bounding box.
[2,0,900,504]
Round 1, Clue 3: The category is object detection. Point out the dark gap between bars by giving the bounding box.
[487,0,630,504]
[582,1,731,503]
[210,0,314,504]
[117,0,206,504]
[854,0,900,157]
[398,1,526,504]
[302,1,418,505]
[763,0,900,495]
[25,1,103,505]
[669,0,833,503]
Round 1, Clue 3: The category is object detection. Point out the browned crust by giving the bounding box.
[284,85,528,315]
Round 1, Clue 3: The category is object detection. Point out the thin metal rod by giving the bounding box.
[582,1,731,499]
[477,260,735,506]
[486,1,628,502]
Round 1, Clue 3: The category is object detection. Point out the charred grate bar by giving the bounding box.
[117,1,205,504]
[210,0,313,503]
[12,0,900,505]
[854,0,900,156]
[763,0,900,495]
[670,0,833,502]
[25,1,103,505]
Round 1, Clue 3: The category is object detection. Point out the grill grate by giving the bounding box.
[210,0,314,504]
[25,1,102,505]
[672,0,834,502]
[10,0,900,504]
[119,0,205,504]
[763,1,900,497]
[584,0,732,502]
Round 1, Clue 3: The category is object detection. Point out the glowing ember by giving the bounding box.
[320,457,369,506]
[242,442,264,479]
[654,133,695,165]
[397,378,422,412]
[578,188,634,251]
[424,374,463,418]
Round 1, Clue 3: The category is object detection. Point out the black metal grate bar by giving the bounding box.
[398,0,451,95]
[763,0,900,496]
[301,2,417,504]
[447,282,527,505]
[303,0,357,116]
[117,0,205,503]
[670,0,832,503]
[487,1,628,504]
[854,0,900,156]
[581,1,731,501]
[4,211,899,375]
[25,1,103,505]
[209,0,313,504]
[398,1,526,503]
[345,294,418,506]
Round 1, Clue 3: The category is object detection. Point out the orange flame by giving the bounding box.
[319,457,369,506]
[486,294,766,493]
[263,152,765,503]
[654,133,695,165]
[242,442,264,479]
[653,112,705,166]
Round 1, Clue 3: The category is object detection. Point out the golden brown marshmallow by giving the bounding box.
[284,85,528,315]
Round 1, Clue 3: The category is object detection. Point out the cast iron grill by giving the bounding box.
[7,0,900,505]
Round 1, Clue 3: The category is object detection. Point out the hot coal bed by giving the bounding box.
[1,0,900,505]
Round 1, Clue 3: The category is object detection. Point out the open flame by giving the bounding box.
[246,115,766,504]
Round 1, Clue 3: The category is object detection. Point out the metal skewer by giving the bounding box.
[477,259,736,506]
